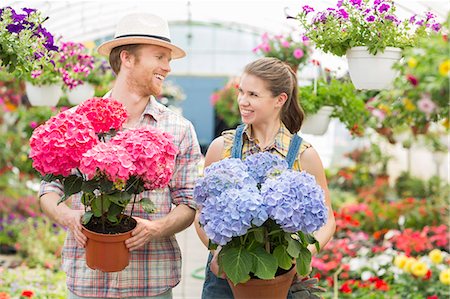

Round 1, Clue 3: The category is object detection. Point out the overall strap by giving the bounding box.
[285,134,302,169]
[231,124,246,159]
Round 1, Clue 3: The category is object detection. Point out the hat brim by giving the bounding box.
[97,36,186,59]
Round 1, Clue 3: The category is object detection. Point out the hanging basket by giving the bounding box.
[25,82,62,106]
[301,106,334,135]
[82,217,136,272]
[66,83,95,105]
[346,46,402,90]
[227,266,297,299]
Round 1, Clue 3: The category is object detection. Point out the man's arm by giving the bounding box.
[39,192,87,247]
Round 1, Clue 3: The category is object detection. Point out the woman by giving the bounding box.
[195,57,336,298]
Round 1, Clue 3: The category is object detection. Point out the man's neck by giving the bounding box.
[110,79,152,127]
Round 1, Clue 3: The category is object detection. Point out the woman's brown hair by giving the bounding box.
[243,57,304,134]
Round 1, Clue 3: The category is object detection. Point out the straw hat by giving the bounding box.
[97,13,186,59]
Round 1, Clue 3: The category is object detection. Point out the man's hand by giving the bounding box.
[210,248,226,279]
[125,216,163,251]
[62,209,86,248]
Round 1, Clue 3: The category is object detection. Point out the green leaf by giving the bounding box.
[273,245,293,270]
[82,179,98,193]
[296,247,312,276]
[91,196,111,217]
[63,175,83,197]
[107,213,118,224]
[248,247,278,280]
[81,211,93,225]
[285,233,301,258]
[253,227,265,244]
[107,192,131,207]
[141,198,157,214]
[221,246,252,285]
[108,202,125,218]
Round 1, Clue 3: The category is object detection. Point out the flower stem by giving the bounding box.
[130,193,138,220]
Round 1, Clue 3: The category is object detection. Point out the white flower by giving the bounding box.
[361,271,372,281]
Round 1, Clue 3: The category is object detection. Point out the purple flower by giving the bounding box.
[425,12,436,21]
[338,8,349,19]
[366,15,376,22]
[261,170,327,233]
[378,3,391,13]
[416,20,425,26]
[22,8,37,15]
[409,15,416,24]
[6,24,24,33]
[244,152,287,184]
[374,0,382,5]
[302,5,314,15]
[384,15,399,24]
[349,0,362,6]
[432,23,441,32]
[337,0,343,7]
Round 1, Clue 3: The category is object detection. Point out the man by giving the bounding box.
[39,13,202,298]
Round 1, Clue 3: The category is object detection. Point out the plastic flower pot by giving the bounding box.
[25,82,62,106]
[301,106,334,135]
[346,46,402,90]
[66,83,95,105]
[227,266,297,299]
[82,216,136,272]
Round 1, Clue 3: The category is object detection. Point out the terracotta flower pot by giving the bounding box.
[82,217,136,272]
[227,266,297,299]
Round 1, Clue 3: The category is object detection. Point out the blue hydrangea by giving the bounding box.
[198,187,267,245]
[261,170,328,233]
[243,152,288,184]
[194,158,256,204]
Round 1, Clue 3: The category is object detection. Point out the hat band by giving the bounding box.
[115,34,171,43]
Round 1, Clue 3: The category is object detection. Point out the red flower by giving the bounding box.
[406,74,418,86]
[339,282,352,293]
[21,290,34,298]
[427,295,438,299]
[423,269,432,281]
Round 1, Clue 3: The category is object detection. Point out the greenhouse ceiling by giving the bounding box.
[3,0,450,43]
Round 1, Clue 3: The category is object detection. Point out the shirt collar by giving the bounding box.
[104,90,160,122]
[242,122,293,157]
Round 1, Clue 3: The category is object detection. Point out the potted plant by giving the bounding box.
[0,7,62,106]
[299,77,369,136]
[0,7,58,76]
[252,32,312,73]
[57,41,95,105]
[29,97,178,272]
[295,1,441,90]
[194,152,328,299]
[85,52,116,97]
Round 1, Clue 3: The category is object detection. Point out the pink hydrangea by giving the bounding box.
[111,127,178,190]
[76,97,128,133]
[79,142,136,182]
[29,110,99,176]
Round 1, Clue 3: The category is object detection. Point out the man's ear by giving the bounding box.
[276,92,288,108]
[120,50,134,68]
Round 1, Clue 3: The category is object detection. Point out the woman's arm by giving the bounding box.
[194,136,225,248]
[300,147,336,255]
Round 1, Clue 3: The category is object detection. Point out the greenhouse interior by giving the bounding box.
[0,0,449,298]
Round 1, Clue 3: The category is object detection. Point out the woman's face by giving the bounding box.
[237,73,285,126]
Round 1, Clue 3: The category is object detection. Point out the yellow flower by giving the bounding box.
[411,261,428,277]
[402,98,416,111]
[378,104,391,114]
[403,257,417,273]
[439,269,450,285]
[429,249,443,264]
[439,60,450,76]
[394,255,408,269]
[408,58,418,68]
[442,118,450,129]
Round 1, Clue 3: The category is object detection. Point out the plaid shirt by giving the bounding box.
[221,123,311,170]
[39,97,202,298]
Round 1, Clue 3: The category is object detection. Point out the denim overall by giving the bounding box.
[201,124,302,299]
